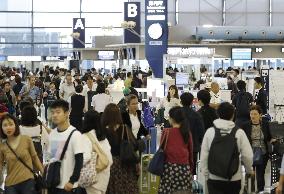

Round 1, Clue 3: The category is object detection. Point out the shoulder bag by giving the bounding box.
[148,128,169,176]
[6,141,44,192]
[120,125,139,165]
[78,149,97,188]
[43,129,76,189]
[86,132,109,172]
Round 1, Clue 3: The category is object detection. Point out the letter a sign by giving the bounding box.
[73,18,85,48]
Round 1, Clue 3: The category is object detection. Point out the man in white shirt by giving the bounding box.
[60,74,75,101]
[210,82,222,109]
[48,99,89,194]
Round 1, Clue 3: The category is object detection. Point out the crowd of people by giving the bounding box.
[0,65,283,194]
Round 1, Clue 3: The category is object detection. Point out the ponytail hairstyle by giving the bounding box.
[169,106,190,144]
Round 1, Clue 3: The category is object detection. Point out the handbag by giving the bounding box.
[120,125,139,165]
[253,147,263,165]
[78,151,97,188]
[148,128,169,176]
[6,142,44,192]
[86,132,109,173]
[43,129,76,189]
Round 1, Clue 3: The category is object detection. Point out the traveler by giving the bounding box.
[0,114,43,194]
[12,75,24,100]
[276,155,284,194]
[3,81,16,115]
[157,85,181,127]
[68,84,85,131]
[180,92,205,175]
[197,90,218,131]
[254,77,267,114]
[19,75,40,102]
[43,81,60,123]
[158,107,193,194]
[132,72,142,88]
[209,82,221,109]
[82,110,113,194]
[73,73,82,87]
[242,105,273,192]
[200,102,253,194]
[124,72,132,89]
[102,103,139,194]
[227,76,238,99]
[117,88,130,113]
[233,80,253,129]
[59,74,75,101]
[122,94,149,140]
[91,82,112,113]
[83,75,97,112]
[48,99,86,194]
[232,69,240,84]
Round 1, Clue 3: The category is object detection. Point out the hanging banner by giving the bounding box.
[124,2,141,43]
[261,69,269,110]
[145,0,168,78]
[73,18,85,48]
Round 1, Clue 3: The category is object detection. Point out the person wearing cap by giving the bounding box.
[118,88,131,113]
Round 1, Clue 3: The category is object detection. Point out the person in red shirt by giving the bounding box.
[158,106,193,194]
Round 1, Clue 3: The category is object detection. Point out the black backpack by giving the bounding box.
[236,92,250,119]
[208,126,239,180]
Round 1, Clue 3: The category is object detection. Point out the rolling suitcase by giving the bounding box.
[140,154,160,194]
[143,127,157,154]
[243,175,256,194]
[192,180,203,194]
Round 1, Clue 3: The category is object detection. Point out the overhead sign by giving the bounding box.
[42,56,70,61]
[261,69,269,110]
[7,56,42,61]
[167,47,215,57]
[124,2,141,43]
[145,0,168,78]
[73,18,85,48]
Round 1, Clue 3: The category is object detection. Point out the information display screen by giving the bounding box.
[98,51,114,60]
[231,48,252,60]
[175,72,189,85]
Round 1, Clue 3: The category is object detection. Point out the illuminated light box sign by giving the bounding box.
[176,72,189,85]
[145,0,168,78]
[98,51,115,60]
[7,56,42,61]
[0,56,6,61]
[231,48,252,60]
[168,47,215,57]
[43,56,70,61]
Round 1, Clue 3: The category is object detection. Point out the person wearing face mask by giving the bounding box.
[0,114,43,194]
[156,85,181,128]
[242,105,275,193]
[59,74,75,101]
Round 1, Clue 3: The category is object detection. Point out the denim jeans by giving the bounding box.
[5,179,37,194]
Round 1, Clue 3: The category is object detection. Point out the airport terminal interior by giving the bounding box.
[1,0,284,194]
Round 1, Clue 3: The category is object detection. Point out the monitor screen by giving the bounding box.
[175,73,189,85]
[231,48,252,60]
[98,51,114,60]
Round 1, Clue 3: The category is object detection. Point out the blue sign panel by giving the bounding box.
[145,0,168,78]
[124,2,141,43]
[73,18,85,48]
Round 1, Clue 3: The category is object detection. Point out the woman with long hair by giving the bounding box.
[158,107,193,194]
[82,110,113,194]
[103,103,139,194]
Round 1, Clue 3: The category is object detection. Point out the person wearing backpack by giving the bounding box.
[200,102,254,194]
[232,80,253,129]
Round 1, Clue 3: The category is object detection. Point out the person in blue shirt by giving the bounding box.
[19,75,40,103]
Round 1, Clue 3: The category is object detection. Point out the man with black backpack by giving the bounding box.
[200,102,253,194]
[232,80,253,129]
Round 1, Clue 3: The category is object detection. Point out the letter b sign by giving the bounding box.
[128,4,137,17]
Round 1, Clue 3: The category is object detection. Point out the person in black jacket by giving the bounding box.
[197,90,218,131]
[232,80,253,129]
[121,94,149,140]
[254,77,267,115]
[242,105,274,193]
[68,84,85,131]
[180,92,205,175]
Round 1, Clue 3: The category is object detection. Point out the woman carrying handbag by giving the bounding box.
[157,107,194,194]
